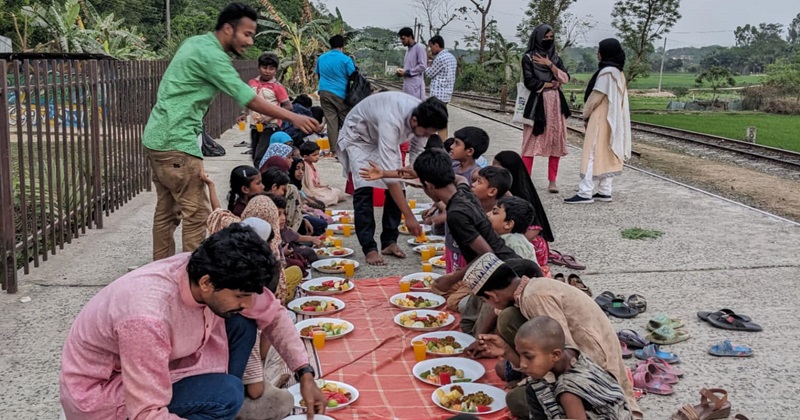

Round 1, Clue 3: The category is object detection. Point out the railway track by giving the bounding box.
[369,78,800,171]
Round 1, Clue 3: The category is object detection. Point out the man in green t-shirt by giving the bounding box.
[142,3,319,261]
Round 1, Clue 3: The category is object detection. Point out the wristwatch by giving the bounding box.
[294,365,315,382]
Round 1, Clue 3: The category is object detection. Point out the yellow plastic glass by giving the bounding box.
[399,281,411,293]
[333,238,343,248]
[237,121,246,131]
[421,247,435,262]
[325,209,332,216]
[422,262,433,273]
[408,199,417,209]
[312,328,326,350]
[340,216,351,224]
[412,340,427,361]
[256,122,264,132]
[344,261,355,278]
[325,229,334,237]
[343,225,352,237]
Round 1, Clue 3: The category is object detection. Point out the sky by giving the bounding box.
[322,0,799,50]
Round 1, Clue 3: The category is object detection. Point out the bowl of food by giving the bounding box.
[413,357,486,386]
[432,383,507,415]
[394,310,454,331]
[390,292,445,309]
[288,296,346,316]
[300,277,354,295]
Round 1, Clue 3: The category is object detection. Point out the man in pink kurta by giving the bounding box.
[60,224,325,419]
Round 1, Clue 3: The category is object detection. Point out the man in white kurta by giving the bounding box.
[336,92,447,265]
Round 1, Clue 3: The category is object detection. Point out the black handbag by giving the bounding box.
[345,67,373,107]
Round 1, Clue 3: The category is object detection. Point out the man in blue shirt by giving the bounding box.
[315,35,356,157]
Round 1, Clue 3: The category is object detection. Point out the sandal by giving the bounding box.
[634,362,679,384]
[647,313,685,331]
[697,309,751,323]
[605,298,639,319]
[708,339,753,357]
[706,311,762,332]
[647,325,690,345]
[618,329,650,349]
[627,294,647,313]
[548,250,567,266]
[561,254,586,270]
[633,369,674,395]
[620,341,632,358]
[595,291,615,308]
[671,388,732,420]
[634,344,680,364]
[567,274,592,296]
[637,357,684,377]
[553,273,566,282]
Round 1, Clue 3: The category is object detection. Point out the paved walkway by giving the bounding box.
[1,105,799,419]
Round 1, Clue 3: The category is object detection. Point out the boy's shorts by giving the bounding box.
[445,248,467,274]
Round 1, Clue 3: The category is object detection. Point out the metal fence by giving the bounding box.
[1,58,258,293]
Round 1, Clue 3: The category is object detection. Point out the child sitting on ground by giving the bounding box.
[261,166,290,197]
[471,166,512,214]
[225,165,265,217]
[299,141,346,206]
[487,197,538,262]
[515,316,633,419]
[268,194,319,278]
[450,127,489,183]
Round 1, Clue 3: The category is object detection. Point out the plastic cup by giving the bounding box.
[408,199,417,209]
[343,225,352,237]
[325,209,332,216]
[400,280,411,293]
[333,238,343,248]
[422,262,433,273]
[344,261,355,278]
[238,121,245,131]
[325,229,334,237]
[412,340,427,361]
[312,328,326,350]
[421,247,435,261]
[340,216,351,224]
[256,122,264,132]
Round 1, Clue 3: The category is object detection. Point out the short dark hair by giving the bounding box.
[215,3,258,31]
[497,196,534,234]
[398,27,414,38]
[453,127,489,159]
[443,137,455,153]
[310,106,325,123]
[266,193,286,209]
[293,94,312,109]
[413,97,448,130]
[429,35,445,48]
[261,167,289,189]
[299,141,320,156]
[329,34,345,49]
[425,134,445,151]
[478,166,512,197]
[187,224,279,293]
[414,149,455,189]
[258,52,279,68]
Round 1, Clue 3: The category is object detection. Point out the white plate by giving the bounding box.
[295,318,355,340]
[413,357,486,386]
[315,247,355,258]
[329,223,355,233]
[413,331,476,356]
[407,235,446,246]
[390,292,446,310]
[398,223,432,235]
[300,277,355,295]
[432,383,507,415]
[413,202,433,210]
[282,415,336,420]
[427,255,446,269]
[394,309,455,331]
[288,296,346,316]
[413,244,446,255]
[332,214,355,223]
[400,272,442,291]
[330,209,354,216]
[289,379,359,411]
[312,258,360,274]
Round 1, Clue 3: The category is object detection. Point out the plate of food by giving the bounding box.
[427,255,446,269]
[407,235,445,246]
[300,277,354,295]
[282,415,336,420]
[332,214,356,223]
[312,258,359,274]
[289,379,359,411]
[398,223,432,235]
[413,244,445,256]
[329,223,355,233]
[394,310,454,331]
[295,318,355,340]
[400,273,441,291]
[331,209,354,217]
[413,357,486,386]
[413,331,476,356]
[315,247,355,258]
[288,296,346,316]
[390,292,446,309]
[317,236,338,248]
[432,383,507,415]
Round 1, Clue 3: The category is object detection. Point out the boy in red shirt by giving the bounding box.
[247,52,293,165]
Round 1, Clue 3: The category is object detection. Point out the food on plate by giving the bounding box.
[424,336,463,354]
[308,279,351,292]
[399,311,449,328]
[430,256,446,267]
[318,236,336,247]
[319,261,347,272]
[409,275,435,289]
[329,248,349,256]
[436,386,494,413]
[316,247,349,257]
[419,365,469,385]
[300,380,352,408]
[293,300,339,313]
[394,294,440,308]
[299,322,348,338]
[316,248,328,256]
[415,236,444,244]
[334,211,351,216]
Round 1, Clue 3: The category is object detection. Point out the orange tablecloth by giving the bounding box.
[298,277,511,419]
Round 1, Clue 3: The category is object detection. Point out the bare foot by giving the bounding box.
[381,243,406,258]
[366,250,386,266]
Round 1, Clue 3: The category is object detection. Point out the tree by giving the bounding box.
[22,0,102,53]
[515,0,576,46]
[413,0,468,42]
[558,12,595,51]
[466,0,492,63]
[766,52,800,101]
[695,66,735,101]
[611,0,682,84]
[789,13,800,46]
[483,23,521,109]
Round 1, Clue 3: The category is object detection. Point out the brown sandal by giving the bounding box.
[671,388,732,420]
[568,274,592,296]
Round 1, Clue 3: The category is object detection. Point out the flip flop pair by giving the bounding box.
[596,292,645,318]
[618,329,650,349]
[634,344,680,364]
[708,339,753,357]
[553,273,592,296]
[671,388,732,420]
[698,309,762,332]
[548,250,586,270]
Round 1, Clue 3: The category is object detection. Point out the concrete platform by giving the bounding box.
[1,105,799,419]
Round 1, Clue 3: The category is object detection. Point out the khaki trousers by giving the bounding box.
[319,90,351,152]
[146,148,210,261]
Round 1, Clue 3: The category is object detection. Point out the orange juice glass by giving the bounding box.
[333,238,343,248]
[422,262,433,273]
[412,340,427,361]
[312,328,326,350]
[325,209,332,216]
[340,216,351,224]
[344,261,355,278]
[238,121,246,131]
[343,225,352,237]
[256,122,264,132]
[325,229,334,237]
[421,247,435,261]
[408,199,417,209]
[400,280,411,293]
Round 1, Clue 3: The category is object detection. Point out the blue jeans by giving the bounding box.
[167,315,256,420]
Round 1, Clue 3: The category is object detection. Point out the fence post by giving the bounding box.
[89,60,103,229]
[0,60,19,293]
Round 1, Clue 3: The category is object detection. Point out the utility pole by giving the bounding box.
[166,0,171,42]
[657,37,667,92]
[413,17,417,39]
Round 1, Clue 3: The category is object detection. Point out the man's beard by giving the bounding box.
[230,28,242,57]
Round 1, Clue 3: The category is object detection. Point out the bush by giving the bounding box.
[741,85,781,111]
[763,99,800,115]
[671,87,689,98]
[455,63,505,95]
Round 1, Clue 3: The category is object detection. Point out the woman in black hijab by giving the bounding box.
[520,24,571,193]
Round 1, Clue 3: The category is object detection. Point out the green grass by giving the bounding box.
[630,112,800,152]
[567,73,763,90]
[621,228,665,240]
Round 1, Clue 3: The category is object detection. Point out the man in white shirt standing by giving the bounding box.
[425,35,457,139]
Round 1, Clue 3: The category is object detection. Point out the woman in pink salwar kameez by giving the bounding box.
[520,24,572,193]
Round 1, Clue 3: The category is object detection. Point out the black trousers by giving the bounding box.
[251,126,278,168]
[353,187,403,255]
